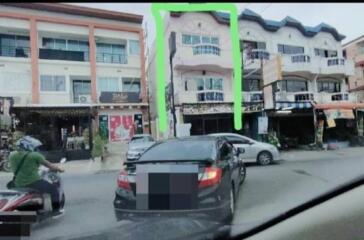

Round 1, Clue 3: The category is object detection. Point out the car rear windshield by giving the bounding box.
[138,140,216,161]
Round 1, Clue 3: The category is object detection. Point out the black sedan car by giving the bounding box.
[113,135,246,223]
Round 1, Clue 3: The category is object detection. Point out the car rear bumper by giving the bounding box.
[114,201,230,222]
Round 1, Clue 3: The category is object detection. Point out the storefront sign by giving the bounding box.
[262,56,282,86]
[258,116,268,135]
[109,115,134,142]
[324,109,355,119]
[327,118,336,128]
[182,103,263,115]
[99,92,140,103]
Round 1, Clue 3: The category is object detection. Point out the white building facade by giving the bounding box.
[148,9,357,144]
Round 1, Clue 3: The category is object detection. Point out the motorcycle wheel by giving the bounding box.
[60,193,65,209]
[2,160,11,172]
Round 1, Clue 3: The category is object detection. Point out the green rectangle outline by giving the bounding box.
[151,3,243,133]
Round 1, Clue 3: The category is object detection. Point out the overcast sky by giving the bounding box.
[69,3,364,49]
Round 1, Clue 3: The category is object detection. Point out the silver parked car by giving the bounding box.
[126,134,156,161]
[209,133,280,165]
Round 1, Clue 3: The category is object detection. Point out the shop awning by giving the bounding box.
[313,102,364,110]
[275,102,312,110]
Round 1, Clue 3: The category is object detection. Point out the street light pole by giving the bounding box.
[169,32,177,137]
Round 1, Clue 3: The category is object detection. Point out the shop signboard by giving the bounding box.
[324,109,355,119]
[109,115,134,142]
[99,92,140,103]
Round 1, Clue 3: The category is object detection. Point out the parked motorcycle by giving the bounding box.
[0,149,11,172]
[0,157,67,222]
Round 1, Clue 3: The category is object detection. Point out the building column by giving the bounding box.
[88,25,97,103]
[30,18,39,104]
[139,30,147,103]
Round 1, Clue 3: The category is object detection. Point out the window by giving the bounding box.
[129,40,140,55]
[248,79,261,91]
[243,40,266,50]
[0,34,30,58]
[55,39,66,50]
[97,77,120,92]
[278,44,304,54]
[226,136,250,144]
[122,78,141,93]
[73,80,91,103]
[193,45,220,55]
[314,48,338,58]
[96,43,126,64]
[40,75,66,92]
[280,79,308,92]
[182,34,219,46]
[182,34,192,45]
[186,77,223,92]
[317,80,341,93]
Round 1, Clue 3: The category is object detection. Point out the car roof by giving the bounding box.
[209,133,240,137]
[161,135,224,143]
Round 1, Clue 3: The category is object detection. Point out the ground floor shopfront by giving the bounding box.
[11,103,150,161]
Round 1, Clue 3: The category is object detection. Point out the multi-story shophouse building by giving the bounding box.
[0,3,148,159]
[149,9,358,145]
[342,35,364,137]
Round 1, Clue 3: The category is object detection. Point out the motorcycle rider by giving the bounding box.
[9,136,65,214]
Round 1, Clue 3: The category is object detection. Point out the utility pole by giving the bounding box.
[144,21,152,135]
[169,32,177,137]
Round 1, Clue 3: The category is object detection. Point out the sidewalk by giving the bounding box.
[280,146,364,162]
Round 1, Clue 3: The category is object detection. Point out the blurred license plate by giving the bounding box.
[135,164,199,210]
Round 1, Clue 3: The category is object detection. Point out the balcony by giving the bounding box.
[281,54,314,73]
[316,92,357,103]
[96,52,127,64]
[39,48,89,62]
[320,57,355,76]
[275,91,315,102]
[173,44,231,71]
[0,45,30,58]
[175,90,225,104]
[243,49,270,70]
[242,91,263,102]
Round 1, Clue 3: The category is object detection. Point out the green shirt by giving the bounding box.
[9,151,44,187]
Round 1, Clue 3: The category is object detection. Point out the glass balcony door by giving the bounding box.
[73,80,91,103]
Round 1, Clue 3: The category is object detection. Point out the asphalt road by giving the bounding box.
[1,151,364,240]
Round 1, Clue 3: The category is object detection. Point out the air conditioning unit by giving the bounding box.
[79,95,91,103]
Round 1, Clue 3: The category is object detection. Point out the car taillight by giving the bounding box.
[117,170,131,190]
[198,167,222,188]
[0,199,8,210]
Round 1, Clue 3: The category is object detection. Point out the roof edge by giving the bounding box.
[0,3,143,24]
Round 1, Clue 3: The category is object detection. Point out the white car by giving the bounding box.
[126,134,156,161]
[209,133,280,165]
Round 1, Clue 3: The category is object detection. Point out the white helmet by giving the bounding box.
[16,136,43,152]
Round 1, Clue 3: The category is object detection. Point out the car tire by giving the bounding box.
[223,184,235,223]
[239,163,246,185]
[257,151,273,166]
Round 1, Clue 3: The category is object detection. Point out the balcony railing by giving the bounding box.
[197,90,224,102]
[0,45,30,58]
[327,57,345,66]
[291,54,311,63]
[275,91,315,102]
[331,93,349,101]
[39,48,89,62]
[242,91,263,102]
[192,44,220,56]
[96,52,127,64]
[244,49,270,60]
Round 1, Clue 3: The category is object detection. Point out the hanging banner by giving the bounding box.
[326,118,336,128]
[258,116,268,135]
[324,109,355,119]
[109,115,134,142]
[99,115,109,141]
